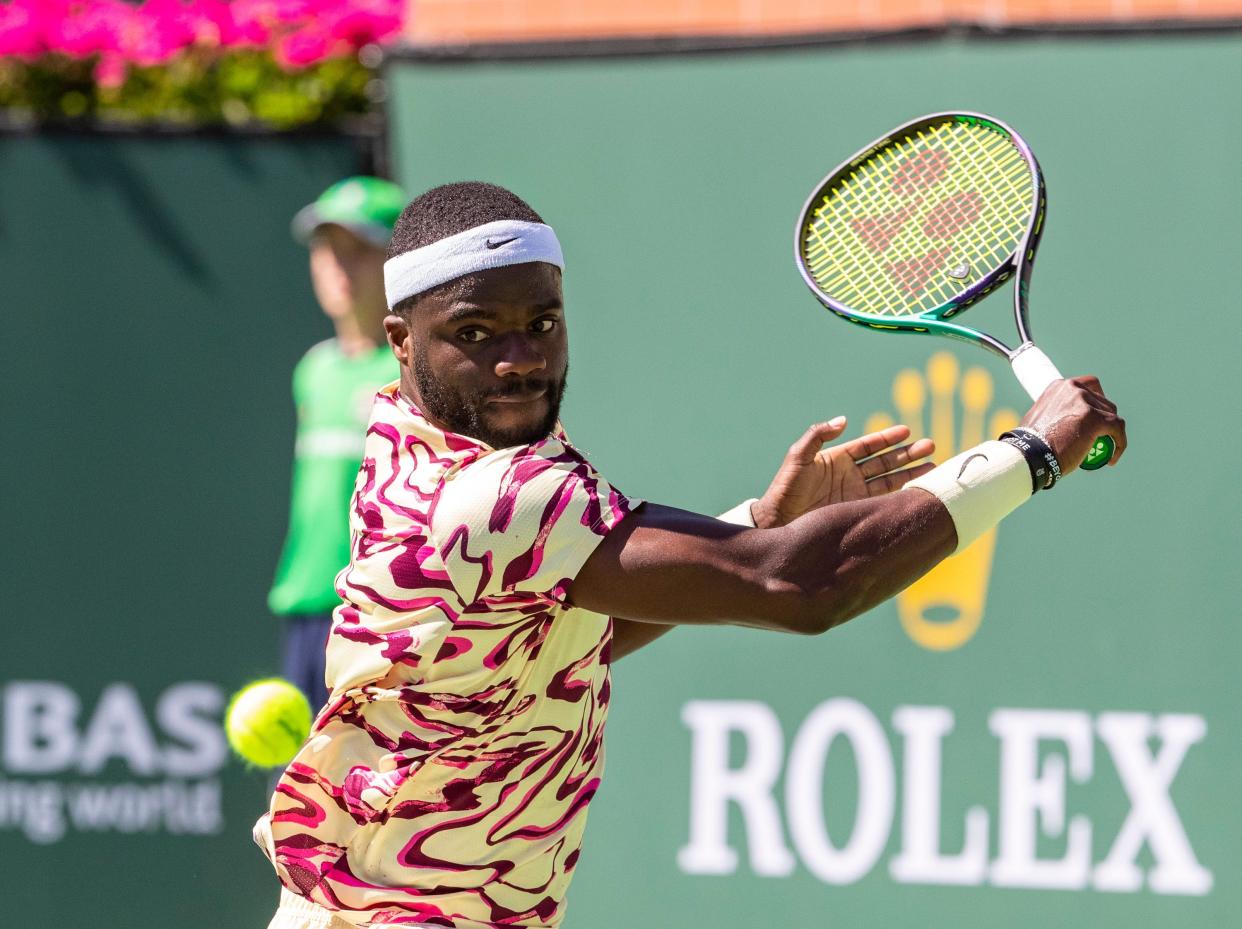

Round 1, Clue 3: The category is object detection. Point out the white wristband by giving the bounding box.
[904,441,1031,552]
[718,498,758,527]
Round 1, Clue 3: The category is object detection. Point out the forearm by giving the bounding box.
[768,489,955,633]
[573,439,1036,635]
[573,493,955,634]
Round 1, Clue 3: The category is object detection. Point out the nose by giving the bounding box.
[493,335,547,379]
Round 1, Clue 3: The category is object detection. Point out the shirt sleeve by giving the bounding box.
[429,437,637,605]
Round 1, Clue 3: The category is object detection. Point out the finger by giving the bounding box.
[1086,410,1127,466]
[1078,382,1122,420]
[1105,414,1127,464]
[839,423,913,462]
[786,417,848,464]
[1087,393,1118,414]
[865,461,936,496]
[1071,374,1103,394]
[858,438,935,480]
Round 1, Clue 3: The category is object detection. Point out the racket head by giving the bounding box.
[794,112,1044,353]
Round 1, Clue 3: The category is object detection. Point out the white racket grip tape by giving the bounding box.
[1010,343,1064,401]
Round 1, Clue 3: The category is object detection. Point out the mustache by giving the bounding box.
[483,378,555,400]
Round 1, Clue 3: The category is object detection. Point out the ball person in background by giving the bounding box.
[267,176,405,709]
[256,182,1126,929]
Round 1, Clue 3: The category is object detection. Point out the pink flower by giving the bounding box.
[122,0,197,66]
[0,0,50,59]
[49,0,126,60]
[272,23,329,70]
[93,49,127,87]
[224,0,272,48]
[323,4,401,50]
[0,0,408,70]
[183,0,238,49]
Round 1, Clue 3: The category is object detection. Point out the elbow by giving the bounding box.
[757,577,851,636]
[756,549,875,636]
[746,522,876,635]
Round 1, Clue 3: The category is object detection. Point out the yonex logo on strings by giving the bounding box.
[841,143,987,297]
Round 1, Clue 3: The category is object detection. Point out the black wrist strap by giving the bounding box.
[999,428,1062,493]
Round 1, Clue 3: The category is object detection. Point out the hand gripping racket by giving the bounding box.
[794,111,1114,471]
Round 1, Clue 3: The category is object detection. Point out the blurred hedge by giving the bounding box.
[0,0,401,130]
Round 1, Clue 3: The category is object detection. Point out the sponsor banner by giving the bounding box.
[679,698,1211,896]
[387,34,1241,928]
[0,132,367,928]
[0,682,228,845]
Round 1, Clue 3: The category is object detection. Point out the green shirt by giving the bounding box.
[268,339,397,616]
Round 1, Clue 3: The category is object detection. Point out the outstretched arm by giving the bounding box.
[607,419,936,659]
[576,377,1126,636]
[576,492,953,634]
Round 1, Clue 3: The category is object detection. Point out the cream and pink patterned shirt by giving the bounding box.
[256,382,636,928]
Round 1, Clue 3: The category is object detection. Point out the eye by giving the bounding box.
[530,317,558,334]
[457,328,489,344]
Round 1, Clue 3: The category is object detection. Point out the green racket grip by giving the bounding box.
[1011,344,1115,473]
[1079,435,1115,471]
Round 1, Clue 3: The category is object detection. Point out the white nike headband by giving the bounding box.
[383,220,565,309]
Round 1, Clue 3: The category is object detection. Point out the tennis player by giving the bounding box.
[256,182,1126,929]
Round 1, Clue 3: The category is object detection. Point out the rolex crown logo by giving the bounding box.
[864,352,1019,651]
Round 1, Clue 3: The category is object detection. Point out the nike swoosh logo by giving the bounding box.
[485,236,519,249]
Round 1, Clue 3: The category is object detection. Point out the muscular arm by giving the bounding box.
[573,491,955,635]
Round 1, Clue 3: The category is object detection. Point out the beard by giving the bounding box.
[413,346,567,449]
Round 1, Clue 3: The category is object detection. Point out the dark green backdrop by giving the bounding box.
[0,132,368,924]
[385,33,1240,929]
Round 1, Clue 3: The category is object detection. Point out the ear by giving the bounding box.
[384,313,412,365]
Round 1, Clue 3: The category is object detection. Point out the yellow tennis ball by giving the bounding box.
[224,678,312,768]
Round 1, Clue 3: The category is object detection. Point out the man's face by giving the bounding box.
[388,262,568,449]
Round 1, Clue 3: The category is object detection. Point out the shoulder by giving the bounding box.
[293,339,338,382]
[432,437,625,540]
[443,438,595,501]
[429,437,636,602]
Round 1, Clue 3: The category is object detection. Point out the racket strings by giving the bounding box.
[802,121,1033,318]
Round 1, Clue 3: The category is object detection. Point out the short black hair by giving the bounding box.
[388,181,544,257]
[387,181,545,315]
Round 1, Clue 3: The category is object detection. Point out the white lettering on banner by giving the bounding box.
[157,683,228,777]
[679,700,1212,896]
[0,778,223,844]
[3,681,80,774]
[785,699,893,885]
[677,701,794,876]
[889,705,989,885]
[989,709,1094,889]
[80,684,162,776]
[1093,713,1212,895]
[2,681,226,777]
[0,681,228,844]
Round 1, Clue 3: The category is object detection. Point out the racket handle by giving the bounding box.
[1010,344,1114,472]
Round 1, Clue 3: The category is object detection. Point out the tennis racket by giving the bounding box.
[794,111,1114,471]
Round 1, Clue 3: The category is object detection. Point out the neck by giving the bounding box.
[332,307,387,357]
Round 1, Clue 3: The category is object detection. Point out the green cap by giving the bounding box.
[291,176,406,248]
